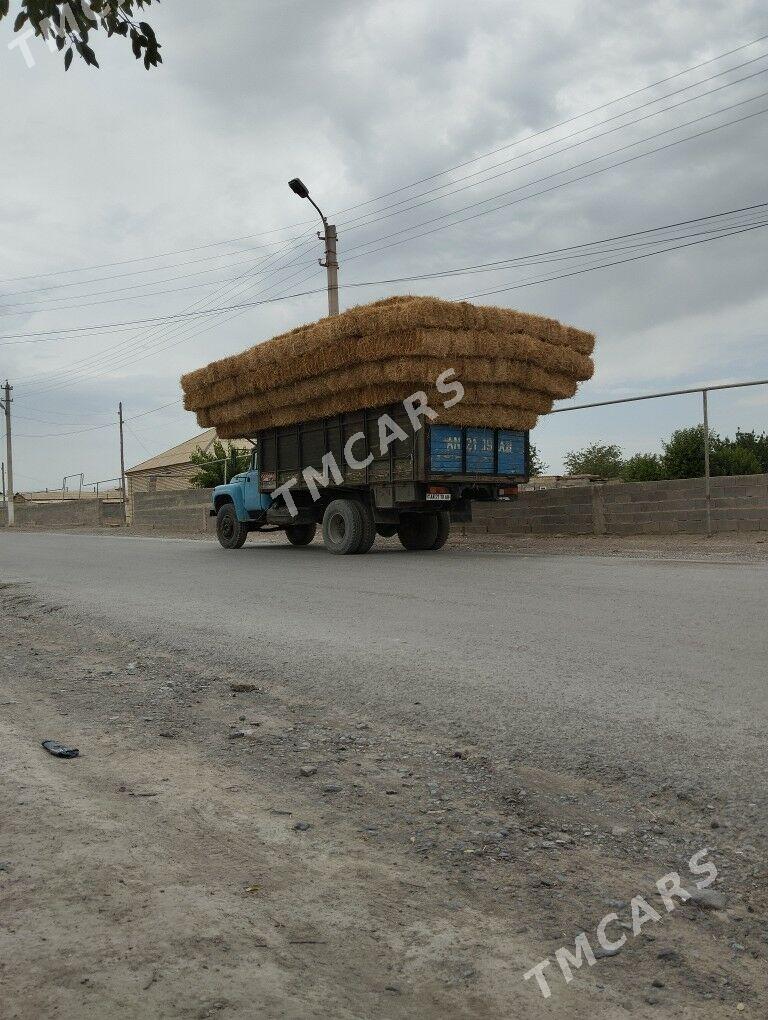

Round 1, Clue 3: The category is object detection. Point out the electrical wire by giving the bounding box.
[3,33,767,289]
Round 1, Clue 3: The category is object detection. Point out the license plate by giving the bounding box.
[426,493,451,501]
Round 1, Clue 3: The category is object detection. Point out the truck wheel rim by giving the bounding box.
[328,512,346,545]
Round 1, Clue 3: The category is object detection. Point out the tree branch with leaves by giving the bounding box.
[1,0,161,70]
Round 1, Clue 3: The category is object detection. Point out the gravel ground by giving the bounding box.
[1,531,766,1018]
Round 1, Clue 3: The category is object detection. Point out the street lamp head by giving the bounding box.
[288,177,310,199]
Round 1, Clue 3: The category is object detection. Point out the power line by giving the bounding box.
[339,97,768,264]
[2,200,765,347]
[334,54,768,234]
[8,52,767,322]
[12,399,182,439]
[4,33,767,290]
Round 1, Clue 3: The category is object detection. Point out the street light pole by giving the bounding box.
[1,381,14,527]
[288,178,339,317]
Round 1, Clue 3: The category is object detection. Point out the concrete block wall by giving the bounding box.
[0,500,109,528]
[463,473,768,536]
[131,488,214,534]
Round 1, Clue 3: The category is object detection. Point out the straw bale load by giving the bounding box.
[181,295,595,438]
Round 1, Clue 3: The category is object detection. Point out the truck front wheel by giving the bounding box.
[285,523,317,547]
[322,499,364,555]
[216,503,249,549]
[397,513,440,551]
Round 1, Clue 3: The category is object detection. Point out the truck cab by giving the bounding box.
[211,449,272,546]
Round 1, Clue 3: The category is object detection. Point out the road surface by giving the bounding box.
[2,529,766,804]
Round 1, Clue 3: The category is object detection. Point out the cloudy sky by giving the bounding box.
[1,0,767,490]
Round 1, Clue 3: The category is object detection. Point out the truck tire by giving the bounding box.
[355,502,377,554]
[376,524,398,538]
[322,499,364,555]
[285,523,316,547]
[429,511,451,550]
[216,502,249,549]
[397,513,440,551]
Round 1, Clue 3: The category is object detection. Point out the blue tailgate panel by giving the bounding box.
[498,430,527,474]
[430,425,463,472]
[465,428,494,473]
[430,426,527,475]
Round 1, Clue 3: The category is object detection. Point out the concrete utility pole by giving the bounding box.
[288,178,339,316]
[118,402,127,521]
[1,381,14,527]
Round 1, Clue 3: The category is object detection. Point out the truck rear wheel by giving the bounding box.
[355,502,377,554]
[322,499,364,555]
[429,511,451,550]
[285,523,316,547]
[216,502,249,549]
[397,513,440,551]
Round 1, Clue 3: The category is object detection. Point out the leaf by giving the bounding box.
[64,46,73,70]
[14,10,28,31]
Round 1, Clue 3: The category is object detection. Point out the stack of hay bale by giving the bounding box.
[180,295,595,438]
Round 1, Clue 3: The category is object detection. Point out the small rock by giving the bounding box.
[323,784,343,794]
[657,948,680,962]
[228,729,256,739]
[687,888,727,911]
[594,945,622,959]
[611,825,629,837]
[652,979,665,988]
[645,994,661,1005]
[159,732,175,739]
[299,766,317,777]
[293,822,312,831]
[230,683,259,693]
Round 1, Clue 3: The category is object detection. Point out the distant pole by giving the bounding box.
[118,402,127,522]
[1,381,14,527]
[702,389,712,537]
[1,461,5,504]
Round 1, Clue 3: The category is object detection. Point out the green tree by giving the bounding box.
[712,442,763,477]
[1,1,161,70]
[529,443,548,476]
[732,429,768,472]
[190,441,250,489]
[620,452,666,482]
[661,425,716,479]
[563,442,623,478]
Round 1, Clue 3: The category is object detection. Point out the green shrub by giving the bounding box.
[620,453,666,482]
[190,441,250,488]
[563,442,623,478]
[712,443,763,476]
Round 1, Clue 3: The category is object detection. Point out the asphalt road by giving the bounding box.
[2,530,766,805]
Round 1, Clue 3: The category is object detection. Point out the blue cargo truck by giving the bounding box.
[211,402,529,554]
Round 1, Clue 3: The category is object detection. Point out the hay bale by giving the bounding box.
[181,295,595,437]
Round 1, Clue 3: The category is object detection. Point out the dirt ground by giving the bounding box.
[1,570,766,1019]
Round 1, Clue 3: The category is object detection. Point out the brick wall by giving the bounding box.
[463,473,768,536]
